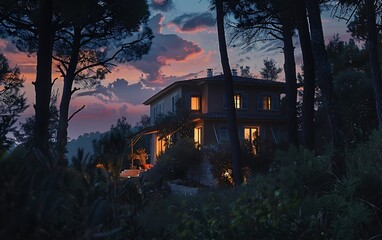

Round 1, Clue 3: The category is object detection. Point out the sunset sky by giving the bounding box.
[2,0,350,140]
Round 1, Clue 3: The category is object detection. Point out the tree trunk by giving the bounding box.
[56,27,82,166]
[295,0,315,151]
[280,10,299,146]
[307,0,345,176]
[216,0,243,186]
[366,0,382,127]
[34,0,54,158]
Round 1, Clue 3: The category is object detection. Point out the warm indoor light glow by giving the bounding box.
[191,96,200,110]
[244,127,260,155]
[234,94,241,109]
[194,127,202,147]
[263,96,271,110]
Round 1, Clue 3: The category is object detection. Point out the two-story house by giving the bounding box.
[142,70,287,163]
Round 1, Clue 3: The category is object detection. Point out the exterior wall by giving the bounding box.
[202,120,219,145]
[150,87,182,125]
[146,77,288,167]
[181,85,203,113]
[201,120,287,147]
[201,85,209,113]
[207,83,224,113]
[204,82,284,117]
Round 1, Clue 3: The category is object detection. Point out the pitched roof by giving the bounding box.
[143,74,286,105]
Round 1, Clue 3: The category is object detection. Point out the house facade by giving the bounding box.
[143,70,288,163]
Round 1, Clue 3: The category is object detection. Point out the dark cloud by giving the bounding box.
[150,0,174,12]
[76,79,159,105]
[130,14,202,87]
[170,12,216,32]
[107,79,158,104]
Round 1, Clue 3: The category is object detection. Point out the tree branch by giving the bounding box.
[68,105,85,122]
[71,87,80,95]
[51,77,58,87]
[73,35,149,76]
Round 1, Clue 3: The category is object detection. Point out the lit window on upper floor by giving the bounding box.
[191,96,200,110]
[224,92,247,109]
[234,94,241,109]
[262,96,271,110]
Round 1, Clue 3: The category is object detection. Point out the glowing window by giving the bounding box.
[244,127,260,155]
[155,136,166,157]
[194,127,202,147]
[191,96,200,110]
[234,94,241,109]
[263,96,271,110]
[156,134,171,157]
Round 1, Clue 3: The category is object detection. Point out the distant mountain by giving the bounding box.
[66,131,103,164]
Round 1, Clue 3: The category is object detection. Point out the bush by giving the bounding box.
[151,138,202,180]
[0,147,146,239]
[138,134,382,239]
[204,143,253,186]
[274,146,331,198]
[241,139,273,173]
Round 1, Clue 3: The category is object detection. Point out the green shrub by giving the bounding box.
[0,147,146,239]
[152,138,202,180]
[274,146,331,197]
[205,144,253,187]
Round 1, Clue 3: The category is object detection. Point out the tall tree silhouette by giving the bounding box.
[1,0,152,164]
[216,0,243,186]
[228,0,299,146]
[364,0,382,128]
[1,0,65,159]
[53,0,152,164]
[34,0,55,158]
[295,0,316,151]
[336,0,382,128]
[279,4,299,146]
[307,0,345,175]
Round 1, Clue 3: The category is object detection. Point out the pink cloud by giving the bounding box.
[130,13,203,87]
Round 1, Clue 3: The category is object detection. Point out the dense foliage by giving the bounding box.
[139,131,382,239]
[0,54,27,154]
[146,138,202,181]
[0,148,144,239]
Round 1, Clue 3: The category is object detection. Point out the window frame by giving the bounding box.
[224,91,248,109]
[191,95,200,111]
[257,93,281,111]
[234,93,242,109]
[194,126,202,148]
[262,95,272,111]
[244,126,261,155]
